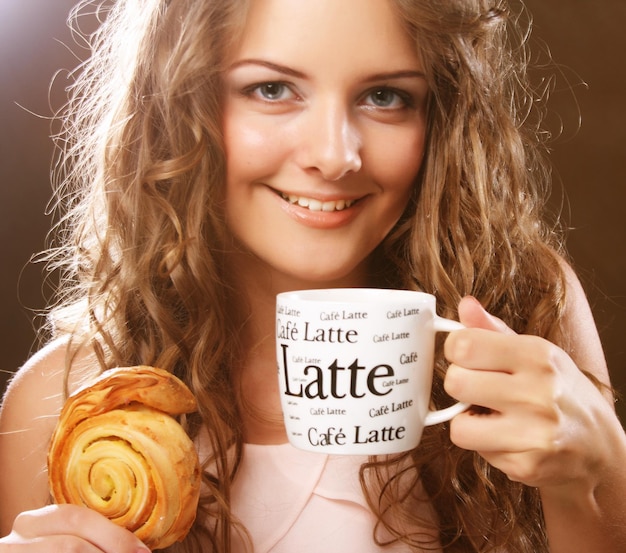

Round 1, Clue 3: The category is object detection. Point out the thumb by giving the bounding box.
[458,296,515,335]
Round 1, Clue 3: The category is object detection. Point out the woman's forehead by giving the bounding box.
[224,0,421,73]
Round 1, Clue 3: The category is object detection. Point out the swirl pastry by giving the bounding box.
[48,366,201,550]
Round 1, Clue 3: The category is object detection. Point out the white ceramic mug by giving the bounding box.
[276,288,468,455]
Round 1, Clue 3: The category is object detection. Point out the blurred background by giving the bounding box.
[1,0,625,424]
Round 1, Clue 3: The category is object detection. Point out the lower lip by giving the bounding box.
[275,195,364,229]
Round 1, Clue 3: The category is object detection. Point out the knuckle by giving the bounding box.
[510,463,539,485]
[502,453,543,485]
[518,337,565,405]
[63,504,88,529]
[507,438,562,486]
[11,508,42,533]
[445,330,476,364]
[443,364,464,398]
[527,336,561,377]
[448,415,469,448]
[536,397,562,424]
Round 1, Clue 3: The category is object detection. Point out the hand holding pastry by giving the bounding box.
[0,504,151,553]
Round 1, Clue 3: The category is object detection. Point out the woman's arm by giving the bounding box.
[444,264,626,552]
[0,340,148,552]
[537,265,626,553]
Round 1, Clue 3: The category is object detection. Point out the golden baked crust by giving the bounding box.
[48,365,201,550]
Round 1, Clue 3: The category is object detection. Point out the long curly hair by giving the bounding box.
[45,0,567,551]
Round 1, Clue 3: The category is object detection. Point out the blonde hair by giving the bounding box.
[46,0,567,551]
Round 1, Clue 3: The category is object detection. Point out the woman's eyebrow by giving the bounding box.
[363,70,427,82]
[227,58,306,78]
[227,59,426,83]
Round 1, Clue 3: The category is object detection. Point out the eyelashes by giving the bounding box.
[240,81,418,111]
[363,87,416,110]
[242,81,298,102]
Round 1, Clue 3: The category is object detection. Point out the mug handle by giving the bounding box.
[424,316,470,426]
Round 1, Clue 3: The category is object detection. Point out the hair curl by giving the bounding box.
[45,1,567,551]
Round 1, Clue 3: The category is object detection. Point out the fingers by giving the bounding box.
[9,505,150,553]
[0,535,104,553]
[445,363,514,412]
[445,328,550,374]
[447,404,584,487]
[444,328,563,420]
[448,406,558,455]
[457,296,515,335]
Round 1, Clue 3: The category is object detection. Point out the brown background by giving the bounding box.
[1,1,625,425]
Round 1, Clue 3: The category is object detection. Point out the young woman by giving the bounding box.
[1,0,625,551]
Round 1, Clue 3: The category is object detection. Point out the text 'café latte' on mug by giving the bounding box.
[276,289,468,455]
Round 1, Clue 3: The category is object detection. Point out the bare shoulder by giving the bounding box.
[1,338,68,436]
[1,337,91,425]
[558,257,612,394]
[0,338,99,535]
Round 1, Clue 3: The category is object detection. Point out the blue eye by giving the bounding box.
[364,88,412,109]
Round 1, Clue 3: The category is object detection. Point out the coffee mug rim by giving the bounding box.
[277,288,435,304]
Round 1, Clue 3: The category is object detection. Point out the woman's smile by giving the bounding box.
[273,186,368,231]
[278,192,358,213]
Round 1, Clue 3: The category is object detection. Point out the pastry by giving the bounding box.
[48,365,201,550]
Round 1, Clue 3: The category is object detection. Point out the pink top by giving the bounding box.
[230,443,441,552]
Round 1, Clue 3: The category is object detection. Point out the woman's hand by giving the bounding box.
[443,296,621,490]
[0,505,150,553]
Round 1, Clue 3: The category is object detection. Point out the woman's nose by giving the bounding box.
[297,102,362,181]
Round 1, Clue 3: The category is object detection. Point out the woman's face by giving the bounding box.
[222,0,428,289]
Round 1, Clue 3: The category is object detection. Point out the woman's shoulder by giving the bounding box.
[3,337,98,408]
[1,336,103,434]
[2,339,69,422]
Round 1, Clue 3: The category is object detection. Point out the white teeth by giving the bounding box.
[282,193,355,212]
[307,198,322,211]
